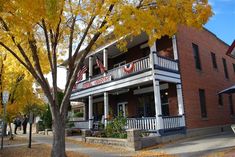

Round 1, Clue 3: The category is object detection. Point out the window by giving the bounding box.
[229,95,234,115]
[222,58,229,79]
[218,94,223,106]
[233,63,235,73]
[210,52,217,69]
[192,43,201,70]
[199,89,207,118]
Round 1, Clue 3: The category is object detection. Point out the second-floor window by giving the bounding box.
[199,89,207,118]
[222,58,229,79]
[210,52,217,69]
[192,43,201,70]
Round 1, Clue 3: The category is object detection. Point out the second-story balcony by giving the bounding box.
[72,55,179,93]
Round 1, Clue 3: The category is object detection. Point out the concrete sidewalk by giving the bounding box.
[151,132,235,157]
[17,134,135,157]
[16,132,235,157]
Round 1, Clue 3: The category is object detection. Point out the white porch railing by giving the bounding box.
[162,115,184,129]
[126,117,157,131]
[155,55,178,71]
[109,56,150,80]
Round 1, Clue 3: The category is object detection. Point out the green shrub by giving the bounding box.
[74,112,83,117]
[105,114,127,139]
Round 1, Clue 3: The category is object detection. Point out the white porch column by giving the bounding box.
[150,42,158,68]
[104,92,109,127]
[103,48,108,76]
[83,104,86,121]
[88,95,93,129]
[172,35,178,60]
[89,56,93,78]
[153,80,164,132]
[176,83,186,126]
[150,42,164,134]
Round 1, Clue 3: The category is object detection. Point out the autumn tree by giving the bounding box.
[0,52,44,138]
[0,0,212,156]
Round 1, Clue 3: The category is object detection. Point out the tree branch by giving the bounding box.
[60,4,115,117]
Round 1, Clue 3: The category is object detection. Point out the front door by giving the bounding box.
[117,102,127,117]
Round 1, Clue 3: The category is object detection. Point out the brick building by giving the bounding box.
[70,26,235,136]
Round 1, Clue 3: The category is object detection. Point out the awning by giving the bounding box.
[218,85,235,94]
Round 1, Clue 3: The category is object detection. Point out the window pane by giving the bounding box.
[199,89,207,118]
[211,52,217,69]
[222,58,229,79]
[192,43,202,70]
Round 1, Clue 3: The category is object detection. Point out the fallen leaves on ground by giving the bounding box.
[132,151,174,157]
[0,144,88,157]
[3,136,29,145]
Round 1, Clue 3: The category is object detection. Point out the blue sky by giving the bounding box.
[205,0,235,45]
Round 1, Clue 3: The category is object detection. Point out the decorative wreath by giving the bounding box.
[123,62,135,73]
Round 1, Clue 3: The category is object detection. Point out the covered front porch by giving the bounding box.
[73,81,186,135]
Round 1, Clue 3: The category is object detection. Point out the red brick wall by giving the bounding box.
[176,26,235,129]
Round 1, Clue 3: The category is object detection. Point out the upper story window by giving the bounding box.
[199,89,207,118]
[222,58,229,79]
[192,43,202,70]
[210,52,217,69]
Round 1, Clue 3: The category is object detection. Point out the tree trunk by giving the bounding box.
[51,115,66,157]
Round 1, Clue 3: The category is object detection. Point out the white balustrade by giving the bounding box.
[155,55,179,71]
[72,54,179,92]
[162,115,184,129]
[126,117,157,131]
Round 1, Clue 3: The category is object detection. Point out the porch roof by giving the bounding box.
[218,85,235,94]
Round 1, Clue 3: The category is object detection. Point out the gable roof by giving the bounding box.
[226,40,235,58]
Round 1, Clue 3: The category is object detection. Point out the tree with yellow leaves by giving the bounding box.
[0,52,44,139]
[0,0,213,156]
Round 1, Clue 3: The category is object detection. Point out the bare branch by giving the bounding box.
[60,4,115,117]
[41,19,53,71]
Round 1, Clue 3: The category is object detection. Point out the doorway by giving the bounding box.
[117,102,127,117]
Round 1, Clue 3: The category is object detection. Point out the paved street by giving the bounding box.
[152,132,235,157]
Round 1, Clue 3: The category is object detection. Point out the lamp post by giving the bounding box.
[1,90,9,149]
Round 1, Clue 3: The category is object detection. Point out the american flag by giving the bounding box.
[96,57,106,73]
[76,65,87,82]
